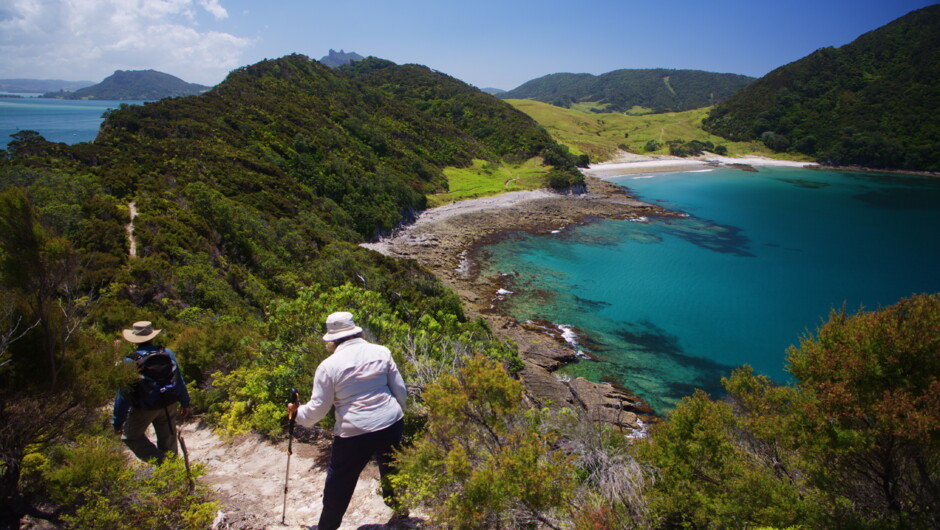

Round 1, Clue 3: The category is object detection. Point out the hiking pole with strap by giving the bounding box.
[281,387,300,525]
[164,405,195,493]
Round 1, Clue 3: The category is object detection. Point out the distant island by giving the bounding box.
[0,78,94,94]
[499,69,754,114]
[319,49,365,68]
[40,69,210,100]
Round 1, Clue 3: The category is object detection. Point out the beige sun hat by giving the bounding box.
[122,321,162,343]
[322,312,363,342]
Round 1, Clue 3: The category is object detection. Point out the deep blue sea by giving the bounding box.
[478,167,940,412]
[0,96,145,146]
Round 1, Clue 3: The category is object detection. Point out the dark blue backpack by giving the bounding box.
[129,348,183,410]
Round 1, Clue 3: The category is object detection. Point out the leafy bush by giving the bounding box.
[643,139,662,152]
[392,355,577,528]
[667,139,714,157]
[26,434,218,529]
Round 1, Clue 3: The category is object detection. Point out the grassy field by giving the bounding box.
[430,101,808,203]
[428,158,548,207]
[507,99,793,162]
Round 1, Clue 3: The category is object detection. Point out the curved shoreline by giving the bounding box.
[363,155,819,430]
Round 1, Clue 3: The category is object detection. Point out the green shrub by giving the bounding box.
[27,434,218,529]
[393,355,577,528]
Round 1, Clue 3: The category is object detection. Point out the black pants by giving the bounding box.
[318,418,404,530]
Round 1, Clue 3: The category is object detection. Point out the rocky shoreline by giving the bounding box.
[363,175,669,432]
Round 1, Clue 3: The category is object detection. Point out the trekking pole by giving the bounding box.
[164,405,195,493]
[281,387,300,525]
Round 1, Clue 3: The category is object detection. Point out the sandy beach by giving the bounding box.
[581,151,818,179]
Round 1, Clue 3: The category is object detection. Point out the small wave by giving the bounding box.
[455,250,472,278]
[632,175,656,179]
[551,229,562,234]
[626,418,649,439]
[689,169,714,173]
[558,324,580,349]
[496,288,513,295]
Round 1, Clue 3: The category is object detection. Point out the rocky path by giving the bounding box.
[179,421,421,529]
[126,201,138,258]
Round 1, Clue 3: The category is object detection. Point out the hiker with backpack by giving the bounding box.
[112,321,191,463]
[287,311,408,530]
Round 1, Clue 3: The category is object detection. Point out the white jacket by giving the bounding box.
[295,337,407,438]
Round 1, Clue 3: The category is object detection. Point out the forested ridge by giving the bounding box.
[498,69,754,113]
[703,4,940,172]
[0,52,937,529]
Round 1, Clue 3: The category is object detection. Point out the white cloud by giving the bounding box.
[0,0,252,85]
[198,0,228,20]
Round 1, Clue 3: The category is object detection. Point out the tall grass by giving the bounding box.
[429,158,548,207]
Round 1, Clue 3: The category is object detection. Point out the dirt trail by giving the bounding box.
[178,421,420,529]
[126,201,138,259]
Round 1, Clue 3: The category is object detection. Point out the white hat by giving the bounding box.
[122,321,162,343]
[322,312,363,342]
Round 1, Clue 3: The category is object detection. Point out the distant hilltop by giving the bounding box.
[319,49,365,68]
[41,69,210,101]
[499,69,754,114]
[0,78,95,94]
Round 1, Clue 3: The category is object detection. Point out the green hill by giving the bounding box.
[41,69,210,100]
[702,5,940,172]
[498,69,754,114]
[2,53,581,315]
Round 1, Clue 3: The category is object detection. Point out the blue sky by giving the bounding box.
[1,0,936,90]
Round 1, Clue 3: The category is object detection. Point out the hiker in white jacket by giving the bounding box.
[288,311,407,530]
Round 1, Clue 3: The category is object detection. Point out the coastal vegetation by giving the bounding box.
[498,69,754,114]
[40,70,210,101]
[703,4,940,172]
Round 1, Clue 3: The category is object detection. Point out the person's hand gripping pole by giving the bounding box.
[281,387,300,525]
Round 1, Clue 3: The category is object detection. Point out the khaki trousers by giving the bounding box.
[122,401,179,463]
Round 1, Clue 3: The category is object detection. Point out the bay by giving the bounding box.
[477,167,940,412]
[0,96,146,146]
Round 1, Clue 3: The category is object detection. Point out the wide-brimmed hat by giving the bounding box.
[322,312,363,342]
[122,321,162,343]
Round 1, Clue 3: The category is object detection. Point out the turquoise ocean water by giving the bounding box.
[0,96,145,146]
[477,167,940,412]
